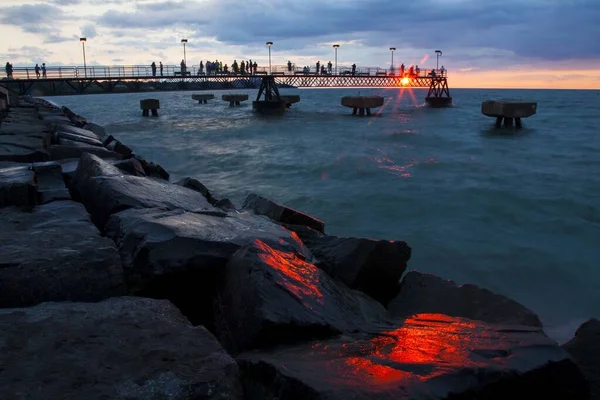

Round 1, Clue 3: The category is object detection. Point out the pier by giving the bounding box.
[0,64,449,97]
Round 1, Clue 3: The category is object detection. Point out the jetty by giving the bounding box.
[0,95,595,399]
[482,100,537,127]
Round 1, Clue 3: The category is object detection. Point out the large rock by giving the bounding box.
[0,164,37,208]
[301,235,411,306]
[0,201,125,308]
[0,125,49,162]
[48,143,121,161]
[388,271,543,327]
[216,240,391,355]
[243,193,325,233]
[0,297,243,400]
[176,176,236,210]
[563,318,600,399]
[32,161,71,204]
[74,153,215,229]
[238,313,589,400]
[56,129,104,147]
[104,207,311,326]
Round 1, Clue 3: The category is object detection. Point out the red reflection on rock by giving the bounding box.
[255,239,324,308]
[313,314,490,388]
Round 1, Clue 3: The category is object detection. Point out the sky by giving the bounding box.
[0,0,599,89]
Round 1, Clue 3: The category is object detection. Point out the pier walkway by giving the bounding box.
[1,64,448,96]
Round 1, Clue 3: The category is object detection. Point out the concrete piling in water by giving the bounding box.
[280,95,301,108]
[140,99,159,117]
[341,96,384,116]
[481,100,537,128]
[222,94,249,106]
[192,94,215,104]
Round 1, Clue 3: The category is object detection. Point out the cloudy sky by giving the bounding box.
[0,0,599,88]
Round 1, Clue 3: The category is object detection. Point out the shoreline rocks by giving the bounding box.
[0,96,596,399]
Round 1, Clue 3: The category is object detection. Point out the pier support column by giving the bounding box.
[140,99,160,117]
[503,117,514,127]
[515,118,522,128]
[495,117,502,128]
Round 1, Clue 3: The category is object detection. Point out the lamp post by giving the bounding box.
[333,44,339,75]
[389,47,396,74]
[266,41,273,74]
[181,39,188,70]
[80,37,87,78]
[435,50,442,71]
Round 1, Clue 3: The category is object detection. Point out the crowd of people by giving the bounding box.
[4,59,446,79]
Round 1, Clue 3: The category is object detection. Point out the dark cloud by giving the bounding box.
[0,4,66,34]
[93,0,600,63]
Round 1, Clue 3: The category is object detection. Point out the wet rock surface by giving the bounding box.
[74,153,215,229]
[243,193,325,233]
[176,176,236,210]
[216,240,391,355]
[105,207,310,326]
[0,200,125,308]
[32,161,71,204]
[563,318,600,399]
[237,313,588,400]
[388,271,543,327]
[0,164,36,208]
[301,235,411,306]
[0,121,50,162]
[0,297,244,400]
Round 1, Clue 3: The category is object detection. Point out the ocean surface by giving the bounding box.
[49,88,600,343]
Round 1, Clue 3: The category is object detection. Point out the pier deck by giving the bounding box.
[1,64,447,96]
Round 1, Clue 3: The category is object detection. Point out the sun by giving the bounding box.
[401,77,410,86]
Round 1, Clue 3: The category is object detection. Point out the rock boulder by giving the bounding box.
[0,164,37,208]
[238,313,588,400]
[216,240,391,355]
[301,235,411,306]
[388,271,543,327]
[175,176,236,210]
[74,153,215,230]
[563,318,600,399]
[105,207,311,327]
[0,201,125,308]
[32,161,71,204]
[243,193,325,233]
[0,297,243,400]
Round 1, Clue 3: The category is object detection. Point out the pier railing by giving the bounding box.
[4,64,446,81]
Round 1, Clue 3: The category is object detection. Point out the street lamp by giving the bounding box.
[435,50,442,71]
[80,37,87,78]
[389,47,396,74]
[266,41,273,74]
[181,39,188,70]
[333,44,339,75]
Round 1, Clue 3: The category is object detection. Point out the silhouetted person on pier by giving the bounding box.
[287,60,292,72]
[327,61,332,74]
[159,62,163,76]
[316,61,320,74]
[440,65,446,76]
[35,63,40,78]
[351,63,356,75]
[241,61,246,74]
[5,62,11,78]
[321,65,326,74]
[219,61,223,73]
[180,59,186,75]
[253,61,257,74]
[41,63,46,78]
[224,64,229,73]
[415,65,420,76]
[199,61,204,75]
[151,62,156,77]
[400,63,405,77]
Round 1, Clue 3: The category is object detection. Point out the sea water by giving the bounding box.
[50,88,600,342]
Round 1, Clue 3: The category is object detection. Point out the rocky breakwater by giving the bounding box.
[0,97,596,400]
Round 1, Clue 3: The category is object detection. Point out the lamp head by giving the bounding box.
[80,37,86,42]
[181,39,188,43]
[266,41,273,46]
[389,47,396,51]
[435,50,442,56]
[333,44,340,48]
